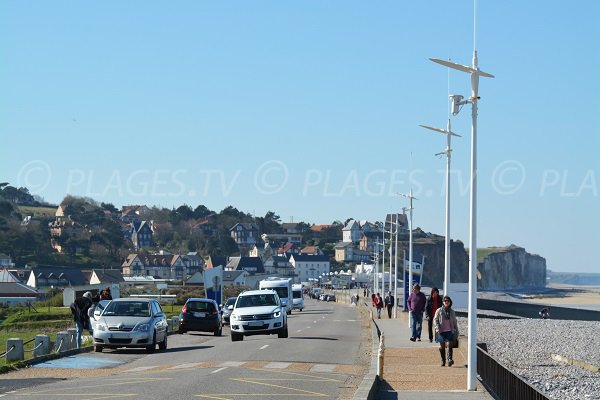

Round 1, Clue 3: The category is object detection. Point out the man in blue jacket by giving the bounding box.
[407,284,426,341]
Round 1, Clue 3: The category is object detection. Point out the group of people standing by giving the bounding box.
[69,287,113,349]
[407,284,459,367]
[370,291,396,319]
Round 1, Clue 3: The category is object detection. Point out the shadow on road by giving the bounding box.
[289,336,338,341]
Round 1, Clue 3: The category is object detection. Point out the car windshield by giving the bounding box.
[103,301,151,317]
[292,291,302,299]
[236,294,278,308]
[225,297,236,306]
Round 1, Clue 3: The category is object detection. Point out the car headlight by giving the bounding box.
[231,313,240,321]
[273,311,281,318]
[95,323,107,331]
[133,323,150,332]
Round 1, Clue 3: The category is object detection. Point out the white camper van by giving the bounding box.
[292,284,304,311]
[259,277,293,315]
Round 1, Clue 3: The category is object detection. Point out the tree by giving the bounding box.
[193,204,214,219]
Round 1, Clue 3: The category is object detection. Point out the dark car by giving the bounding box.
[179,298,222,336]
[221,297,237,325]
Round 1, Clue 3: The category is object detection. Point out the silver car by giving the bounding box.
[92,298,168,353]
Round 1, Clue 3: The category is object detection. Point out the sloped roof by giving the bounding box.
[0,268,19,283]
[0,282,39,296]
[290,254,330,262]
[29,266,88,287]
[310,224,331,232]
[223,270,247,282]
[206,256,227,269]
[227,257,265,273]
[93,269,124,283]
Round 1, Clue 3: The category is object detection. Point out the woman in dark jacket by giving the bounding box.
[425,287,442,343]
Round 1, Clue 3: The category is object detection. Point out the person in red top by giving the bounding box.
[375,293,383,319]
[425,287,441,343]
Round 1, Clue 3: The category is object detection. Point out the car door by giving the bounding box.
[151,301,168,339]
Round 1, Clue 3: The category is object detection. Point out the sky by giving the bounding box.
[1,1,598,273]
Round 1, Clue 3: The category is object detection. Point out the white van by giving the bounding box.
[292,284,304,311]
[259,277,293,315]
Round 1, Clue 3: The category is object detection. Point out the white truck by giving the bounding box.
[292,283,304,312]
[259,277,293,315]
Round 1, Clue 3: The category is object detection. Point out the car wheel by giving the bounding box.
[278,325,289,338]
[231,332,243,342]
[214,326,222,336]
[146,331,156,353]
[94,345,103,352]
[300,308,303,312]
[159,332,168,350]
[179,329,187,334]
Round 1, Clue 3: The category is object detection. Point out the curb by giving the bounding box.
[353,302,380,400]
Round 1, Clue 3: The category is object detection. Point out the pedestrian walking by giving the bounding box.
[384,291,394,318]
[375,293,384,319]
[425,287,442,342]
[100,287,113,300]
[70,291,93,349]
[407,284,426,341]
[363,288,367,298]
[433,295,459,367]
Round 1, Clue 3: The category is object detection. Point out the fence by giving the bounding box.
[477,343,549,400]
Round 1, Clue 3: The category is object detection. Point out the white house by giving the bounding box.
[289,254,330,284]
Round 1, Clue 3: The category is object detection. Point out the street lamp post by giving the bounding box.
[399,191,417,328]
[430,50,493,391]
[419,120,462,297]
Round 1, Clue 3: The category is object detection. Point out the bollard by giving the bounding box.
[172,316,179,332]
[377,333,385,380]
[167,318,173,333]
[66,328,77,350]
[6,338,24,363]
[55,331,69,353]
[33,335,51,357]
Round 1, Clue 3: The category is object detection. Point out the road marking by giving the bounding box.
[230,378,327,397]
[259,345,269,350]
[123,366,159,372]
[169,362,202,369]
[313,320,317,323]
[296,329,302,332]
[310,364,336,372]
[264,362,290,369]
[212,367,227,374]
[218,361,246,367]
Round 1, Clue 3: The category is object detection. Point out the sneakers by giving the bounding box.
[441,361,446,367]
[448,359,454,367]
[417,338,421,342]
[409,337,416,342]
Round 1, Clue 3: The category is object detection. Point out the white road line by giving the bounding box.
[313,320,317,323]
[212,367,227,374]
[306,326,311,329]
[124,366,159,372]
[259,344,269,350]
[296,329,302,332]
[310,364,336,372]
[264,362,290,369]
[218,361,246,367]
[169,363,201,370]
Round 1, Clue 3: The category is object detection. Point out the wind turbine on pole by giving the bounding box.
[419,120,461,298]
[429,45,494,392]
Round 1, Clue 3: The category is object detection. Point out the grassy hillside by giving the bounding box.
[17,205,57,217]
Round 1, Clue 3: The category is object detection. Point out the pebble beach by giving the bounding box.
[460,286,600,400]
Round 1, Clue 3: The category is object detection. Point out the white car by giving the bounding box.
[92,298,168,353]
[229,290,288,341]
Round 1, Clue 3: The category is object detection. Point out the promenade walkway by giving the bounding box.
[373,310,493,400]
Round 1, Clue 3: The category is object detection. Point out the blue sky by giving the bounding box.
[1,1,598,273]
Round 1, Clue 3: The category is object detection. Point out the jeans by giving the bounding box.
[75,319,93,349]
[410,311,423,339]
[377,307,382,319]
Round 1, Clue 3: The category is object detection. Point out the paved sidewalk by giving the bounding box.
[373,310,493,400]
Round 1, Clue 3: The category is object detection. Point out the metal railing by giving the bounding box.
[477,344,549,400]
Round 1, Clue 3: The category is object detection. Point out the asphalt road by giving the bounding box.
[0,298,370,399]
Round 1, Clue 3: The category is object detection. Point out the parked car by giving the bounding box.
[92,298,168,353]
[179,298,222,336]
[90,299,111,331]
[325,294,337,302]
[229,290,288,342]
[220,297,237,325]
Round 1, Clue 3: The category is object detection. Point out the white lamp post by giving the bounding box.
[430,50,493,391]
[419,120,462,297]
[399,191,416,327]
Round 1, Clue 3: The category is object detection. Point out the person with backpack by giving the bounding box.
[70,291,93,349]
[375,293,384,319]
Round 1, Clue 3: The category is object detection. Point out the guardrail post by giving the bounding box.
[377,333,385,380]
[55,331,69,353]
[34,335,51,357]
[6,338,24,362]
[167,318,173,333]
[171,316,179,332]
[66,328,77,350]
